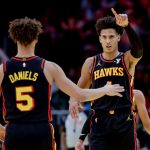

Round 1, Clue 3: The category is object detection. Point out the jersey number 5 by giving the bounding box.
[16,86,35,111]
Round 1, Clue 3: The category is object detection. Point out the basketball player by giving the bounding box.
[0,17,124,150]
[75,89,150,150]
[69,8,143,150]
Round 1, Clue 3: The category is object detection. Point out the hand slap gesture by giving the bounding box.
[111,8,128,27]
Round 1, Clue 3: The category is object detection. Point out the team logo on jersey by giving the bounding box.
[96,61,102,66]
[114,58,121,64]
[95,118,98,123]
[23,62,26,67]
[126,114,132,121]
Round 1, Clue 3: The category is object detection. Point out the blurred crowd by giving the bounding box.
[0,0,149,149]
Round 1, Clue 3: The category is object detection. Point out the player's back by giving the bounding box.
[1,56,52,123]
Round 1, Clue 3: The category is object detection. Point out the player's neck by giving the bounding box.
[16,43,35,58]
[102,51,119,60]
[16,50,35,58]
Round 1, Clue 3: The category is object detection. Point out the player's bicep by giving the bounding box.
[49,63,80,96]
[124,50,141,67]
[78,57,93,88]
[44,61,68,87]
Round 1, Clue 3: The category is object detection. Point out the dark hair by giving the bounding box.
[95,16,124,36]
[8,17,43,46]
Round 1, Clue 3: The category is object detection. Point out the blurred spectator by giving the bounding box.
[61,106,89,150]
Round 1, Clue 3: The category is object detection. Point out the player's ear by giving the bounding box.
[99,36,102,43]
[117,35,121,42]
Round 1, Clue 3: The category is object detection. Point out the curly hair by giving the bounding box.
[95,16,124,36]
[8,17,43,46]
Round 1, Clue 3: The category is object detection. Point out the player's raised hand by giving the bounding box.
[111,8,128,27]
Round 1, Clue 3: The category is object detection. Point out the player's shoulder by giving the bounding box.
[45,60,59,67]
[134,89,145,104]
[85,56,94,61]
[84,56,95,65]
[44,60,62,72]
[134,89,144,97]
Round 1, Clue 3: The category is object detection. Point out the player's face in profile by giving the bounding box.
[99,29,120,54]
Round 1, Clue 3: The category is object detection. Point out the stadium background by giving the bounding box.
[0,0,149,149]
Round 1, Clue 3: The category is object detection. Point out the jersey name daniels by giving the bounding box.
[94,67,124,80]
[9,71,38,83]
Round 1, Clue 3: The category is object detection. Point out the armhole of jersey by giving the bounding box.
[132,96,135,108]
[90,56,96,81]
[122,54,134,108]
[122,54,134,87]
[132,96,137,115]
[41,59,45,70]
[121,54,132,79]
[3,62,6,73]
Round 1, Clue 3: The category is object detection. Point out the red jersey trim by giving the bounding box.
[100,53,114,62]
[3,62,6,73]
[12,56,38,61]
[48,85,52,122]
[41,59,45,69]
[90,56,96,82]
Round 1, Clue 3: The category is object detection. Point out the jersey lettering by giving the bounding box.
[9,71,38,83]
[94,67,124,80]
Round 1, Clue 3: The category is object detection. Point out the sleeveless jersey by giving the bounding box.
[1,56,52,123]
[90,53,133,111]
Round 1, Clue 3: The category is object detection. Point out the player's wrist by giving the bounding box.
[77,139,84,144]
[69,99,76,103]
[102,85,109,96]
[123,23,130,28]
[79,134,86,141]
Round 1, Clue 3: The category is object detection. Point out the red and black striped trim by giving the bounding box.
[90,56,96,82]
[41,59,45,69]
[100,53,114,62]
[90,56,97,106]
[49,123,57,150]
[48,85,52,122]
[12,56,38,61]
[3,62,6,73]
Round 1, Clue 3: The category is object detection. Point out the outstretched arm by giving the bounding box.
[44,61,124,102]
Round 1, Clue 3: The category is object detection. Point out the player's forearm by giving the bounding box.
[125,24,143,58]
[79,87,107,102]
